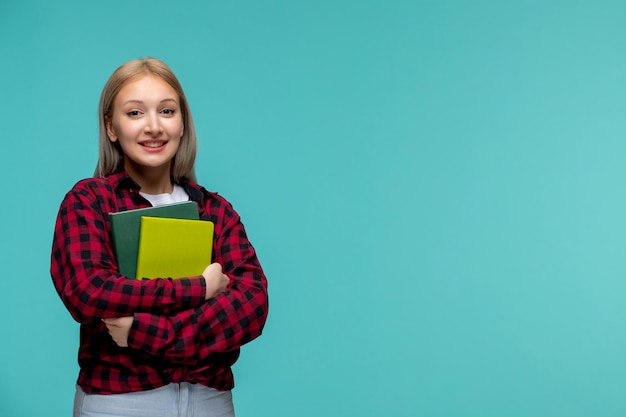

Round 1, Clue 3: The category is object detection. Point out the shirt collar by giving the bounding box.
[107,171,139,191]
[107,171,205,206]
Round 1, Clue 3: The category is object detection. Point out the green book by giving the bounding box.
[109,201,199,278]
[136,217,214,279]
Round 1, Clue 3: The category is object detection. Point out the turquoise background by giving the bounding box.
[1,1,626,416]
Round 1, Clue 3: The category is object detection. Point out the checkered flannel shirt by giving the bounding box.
[50,172,268,394]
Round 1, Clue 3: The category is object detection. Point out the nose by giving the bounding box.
[144,113,163,136]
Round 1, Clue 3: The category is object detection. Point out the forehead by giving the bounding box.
[116,74,179,103]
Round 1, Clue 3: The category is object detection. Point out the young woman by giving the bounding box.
[50,58,268,417]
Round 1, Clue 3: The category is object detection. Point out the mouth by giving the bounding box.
[140,140,168,149]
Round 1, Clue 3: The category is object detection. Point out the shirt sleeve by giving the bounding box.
[50,186,207,323]
[127,203,268,363]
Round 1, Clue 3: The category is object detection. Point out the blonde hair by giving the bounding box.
[94,58,197,183]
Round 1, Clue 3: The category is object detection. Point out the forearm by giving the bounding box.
[50,191,207,323]
[53,262,207,323]
[129,267,268,363]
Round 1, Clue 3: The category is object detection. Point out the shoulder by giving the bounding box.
[54,177,115,224]
[69,176,111,193]
[63,177,114,204]
[181,180,240,222]
[66,172,133,198]
[60,173,135,216]
[182,180,232,207]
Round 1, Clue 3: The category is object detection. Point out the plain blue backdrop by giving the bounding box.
[2,1,626,416]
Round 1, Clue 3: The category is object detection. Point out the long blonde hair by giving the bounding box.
[94,58,197,183]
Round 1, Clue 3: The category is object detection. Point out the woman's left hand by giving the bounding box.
[102,316,134,347]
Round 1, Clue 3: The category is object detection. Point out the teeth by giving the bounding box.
[142,142,164,148]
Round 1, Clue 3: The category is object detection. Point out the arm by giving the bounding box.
[125,205,268,363]
[50,186,207,323]
[103,263,229,347]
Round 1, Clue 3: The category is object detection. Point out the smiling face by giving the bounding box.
[105,74,184,184]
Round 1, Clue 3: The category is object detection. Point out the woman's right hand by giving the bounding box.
[202,263,230,300]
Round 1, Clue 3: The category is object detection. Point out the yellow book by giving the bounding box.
[135,216,214,279]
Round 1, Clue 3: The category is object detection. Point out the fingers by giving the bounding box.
[202,263,230,300]
[202,262,223,276]
[102,316,133,329]
[102,317,122,328]
[102,317,132,348]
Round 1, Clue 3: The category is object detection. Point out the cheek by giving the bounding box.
[112,120,141,140]
[109,118,133,140]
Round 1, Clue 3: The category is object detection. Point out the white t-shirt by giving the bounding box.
[140,184,189,206]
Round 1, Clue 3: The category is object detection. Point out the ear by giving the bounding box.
[180,125,184,138]
[105,117,118,142]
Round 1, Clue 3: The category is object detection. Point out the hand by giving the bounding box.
[202,263,230,300]
[102,316,134,347]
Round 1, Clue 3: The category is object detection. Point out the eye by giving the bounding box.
[126,110,142,117]
[161,108,176,116]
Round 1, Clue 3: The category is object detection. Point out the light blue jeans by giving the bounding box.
[73,383,235,417]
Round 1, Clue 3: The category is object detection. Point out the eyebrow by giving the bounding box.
[121,98,179,106]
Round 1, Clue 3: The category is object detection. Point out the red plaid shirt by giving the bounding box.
[50,172,268,394]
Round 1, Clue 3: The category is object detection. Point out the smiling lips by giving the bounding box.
[140,140,168,149]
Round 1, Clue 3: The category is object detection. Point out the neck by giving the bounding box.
[125,163,173,195]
